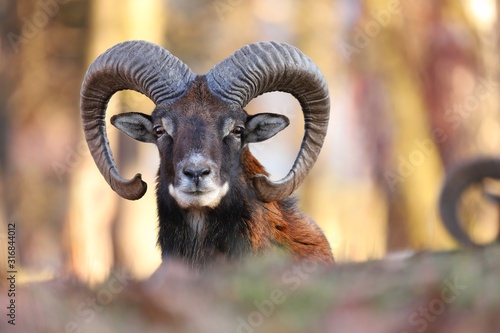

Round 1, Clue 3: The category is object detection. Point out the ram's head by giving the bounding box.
[81,41,329,207]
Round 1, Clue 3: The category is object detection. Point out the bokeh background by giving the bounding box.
[1,0,499,284]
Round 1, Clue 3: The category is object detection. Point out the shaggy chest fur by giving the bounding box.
[156,191,257,266]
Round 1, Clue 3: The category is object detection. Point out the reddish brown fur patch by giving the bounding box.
[241,146,269,178]
[241,147,334,264]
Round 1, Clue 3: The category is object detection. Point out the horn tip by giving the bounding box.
[111,171,147,200]
[129,173,148,200]
[253,174,290,203]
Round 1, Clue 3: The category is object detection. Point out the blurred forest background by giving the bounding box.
[0,0,499,284]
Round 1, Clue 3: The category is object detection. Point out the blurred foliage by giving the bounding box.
[1,247,500,332]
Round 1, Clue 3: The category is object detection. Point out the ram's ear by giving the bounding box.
[111,112,156,143]
[245,113,290,143]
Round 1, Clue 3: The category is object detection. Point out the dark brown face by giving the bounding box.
[111,79,289,209]
[154,82,247,209]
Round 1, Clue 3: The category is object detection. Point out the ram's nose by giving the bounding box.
[183,167,211,186]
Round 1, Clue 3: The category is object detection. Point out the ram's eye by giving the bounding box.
[231,126,244,136]
[154,125,165,137]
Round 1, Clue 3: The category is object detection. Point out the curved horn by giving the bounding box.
[206,41,330,202]
[439,157,500,247]
[81,40,196,200]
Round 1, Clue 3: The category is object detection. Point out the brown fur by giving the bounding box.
[241,148,334,264]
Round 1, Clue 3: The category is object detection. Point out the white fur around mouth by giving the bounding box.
[168,183,229,209]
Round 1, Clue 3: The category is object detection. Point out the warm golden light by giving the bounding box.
[466,0,496,30]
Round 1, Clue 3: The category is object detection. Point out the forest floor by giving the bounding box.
[1,244,499,333]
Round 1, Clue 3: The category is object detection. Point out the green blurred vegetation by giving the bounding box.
[2,246,500,332]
